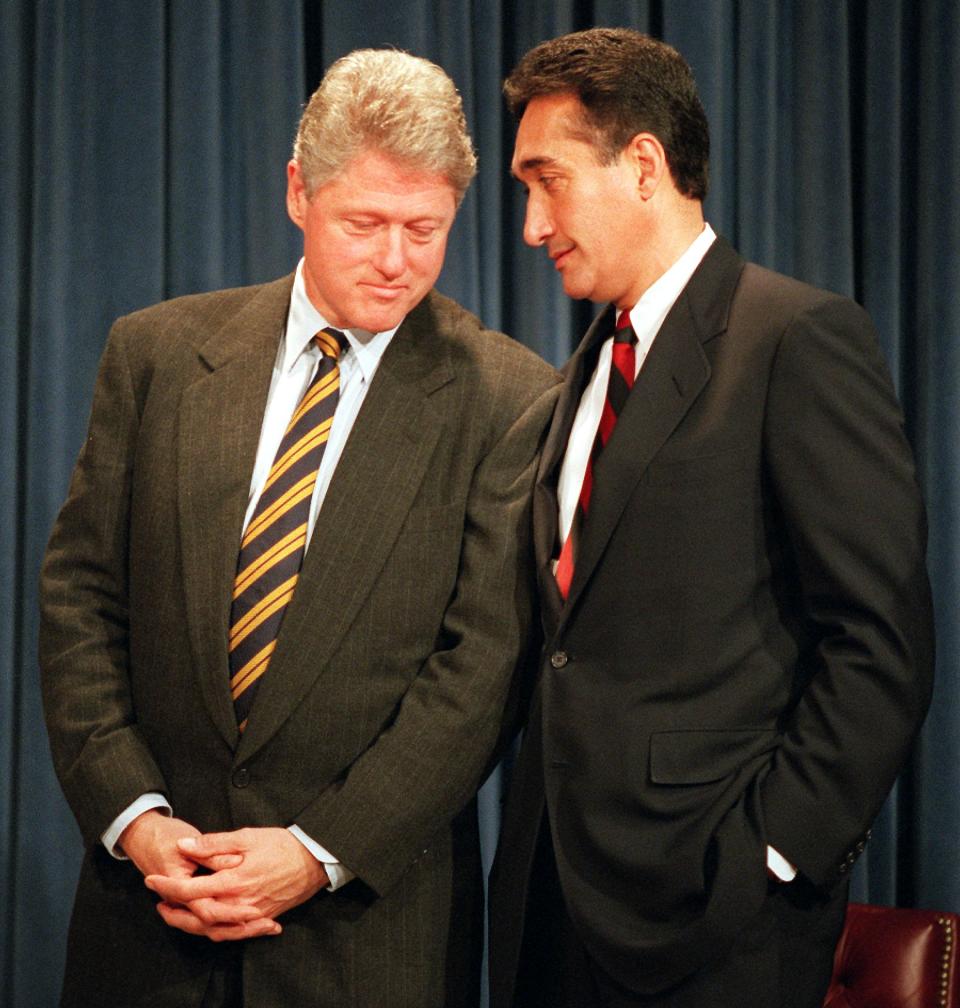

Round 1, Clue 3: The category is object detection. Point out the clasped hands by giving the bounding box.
[120,810,329,942]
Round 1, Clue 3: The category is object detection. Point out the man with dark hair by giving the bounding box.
[489,27,934,1008]
[40,49,558,1007]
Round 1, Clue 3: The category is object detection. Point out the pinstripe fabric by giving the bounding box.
[555,313,636,600]
[40,277,562,1005]
[229,327,345,730]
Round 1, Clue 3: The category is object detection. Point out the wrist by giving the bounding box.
[301,841,331,892]
[119,808,165,857]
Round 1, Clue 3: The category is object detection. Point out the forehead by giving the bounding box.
[319,149,456,212]
[511,92,597,176]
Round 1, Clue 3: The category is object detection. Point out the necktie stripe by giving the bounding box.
[555,316,637,600]
[232,659,270,700]
[233,545,304,620]
[287,369,340,429]
[260,420,333,496]
[233,525,308,598]
[579,459,595,512]
[241,474,318,548]
[228,327,345,730]
[606,367,632,419]
[229,575,298,651]
[598,399,618,446]
[315,329,341,357]
[230,640,276,696]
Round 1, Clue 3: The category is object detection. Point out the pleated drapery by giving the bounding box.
[3,3,958,1005]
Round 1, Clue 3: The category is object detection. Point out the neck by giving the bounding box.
[619,198,705,309]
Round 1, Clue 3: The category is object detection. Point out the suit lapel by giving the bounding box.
[559,238,746,622]
[235,295,453,762]
[561,308,710,616]
[178,276,295,750]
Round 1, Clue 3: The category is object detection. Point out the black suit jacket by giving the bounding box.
[489,237,934,1002]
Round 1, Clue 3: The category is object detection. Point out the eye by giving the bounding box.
[345,218,378,233]
[407,223,439,242]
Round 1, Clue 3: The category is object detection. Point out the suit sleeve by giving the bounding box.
[294,367,560,897]
[39,322,168,846]
[759,295,934,890]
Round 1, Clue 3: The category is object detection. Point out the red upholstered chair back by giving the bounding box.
[823,903,959,1008]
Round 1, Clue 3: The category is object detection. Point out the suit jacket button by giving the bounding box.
[233,767,251,789]
[550,651,569,669]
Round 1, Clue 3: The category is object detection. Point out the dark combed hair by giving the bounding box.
[504,28,709,200]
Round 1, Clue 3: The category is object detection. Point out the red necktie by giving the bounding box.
[555,312,637,600]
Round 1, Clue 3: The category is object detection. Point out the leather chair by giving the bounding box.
[824,902,958,1007]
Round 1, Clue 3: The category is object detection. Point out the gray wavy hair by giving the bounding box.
[293,49,477,205]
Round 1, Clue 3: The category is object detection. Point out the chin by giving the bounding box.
[562,281,593,302]
[371,314,407,333]
[352,307,407,333]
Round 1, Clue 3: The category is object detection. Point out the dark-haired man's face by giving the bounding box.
[511,93,649,309]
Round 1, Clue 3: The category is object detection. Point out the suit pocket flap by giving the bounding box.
[649,728,779,785]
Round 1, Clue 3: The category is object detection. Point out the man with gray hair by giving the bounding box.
[40,49,559,1007]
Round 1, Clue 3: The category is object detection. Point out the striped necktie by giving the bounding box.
[555,311,637,600]
[228,327,346,731]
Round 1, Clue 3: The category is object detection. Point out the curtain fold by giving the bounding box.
[1,5,303,1006]
[912,0,960,913]
[3,2,957,1004]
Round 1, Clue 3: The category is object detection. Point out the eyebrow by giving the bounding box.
[512,155,558,178]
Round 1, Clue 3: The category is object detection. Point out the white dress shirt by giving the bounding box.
[102,260,399,890]
[553,224,796,883]
[555,224,716,552]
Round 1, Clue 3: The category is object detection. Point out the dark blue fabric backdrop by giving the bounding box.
[3,3,957,1005]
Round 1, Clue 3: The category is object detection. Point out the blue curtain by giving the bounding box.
[3,2,957,1005]
[1,4,303,1005]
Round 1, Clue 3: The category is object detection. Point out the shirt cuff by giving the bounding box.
[766,845,798,881]
[101,793,172,859]
[288,825,355,891]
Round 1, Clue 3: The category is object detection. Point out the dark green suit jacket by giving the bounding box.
[40,275,560,1007]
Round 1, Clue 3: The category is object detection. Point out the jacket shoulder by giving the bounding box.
[736,261,870,325]
[420,290,561,394]
[110,275,294,352]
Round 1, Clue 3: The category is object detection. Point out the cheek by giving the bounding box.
[305,221,363,268]
[556,198,584,243]
[408,243,447,282]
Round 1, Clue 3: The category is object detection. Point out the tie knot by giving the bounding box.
[316,327,346,360]
[614,311,636,344]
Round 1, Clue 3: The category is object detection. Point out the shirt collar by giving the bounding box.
[283,259,400,383]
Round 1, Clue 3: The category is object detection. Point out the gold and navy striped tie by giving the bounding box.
[228,327,345,731]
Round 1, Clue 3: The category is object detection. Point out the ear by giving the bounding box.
[286,159,308,230]
[624,133,668,200]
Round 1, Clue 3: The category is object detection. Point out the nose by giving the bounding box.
[522,191,554,248]
[372,226,406,279]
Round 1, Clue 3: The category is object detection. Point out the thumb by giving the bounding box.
[178,832,246,868]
